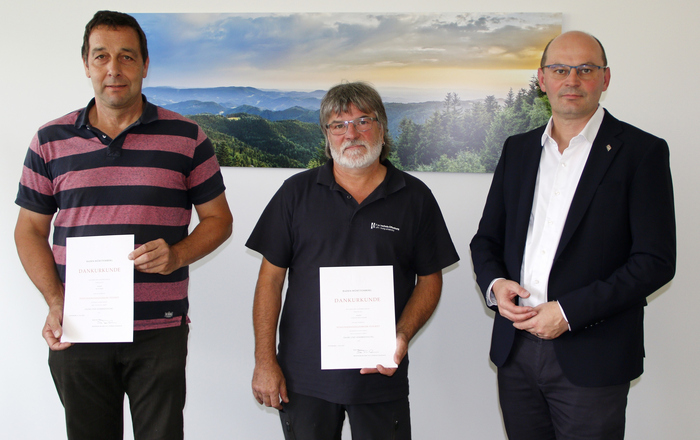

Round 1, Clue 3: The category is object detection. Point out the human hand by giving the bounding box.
[129,239,180,275]
[492,279,537,323]
[360,332,408,377]
[252,361,289,410]
[513,301,568,340]
[42,304,72,351]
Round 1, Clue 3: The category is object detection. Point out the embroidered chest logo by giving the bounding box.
[164,311,174,319]
[370,222,400,232]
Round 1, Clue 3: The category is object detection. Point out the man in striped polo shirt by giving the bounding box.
[14,10,233,440]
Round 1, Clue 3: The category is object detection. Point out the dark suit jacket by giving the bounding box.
[470,110,676,387]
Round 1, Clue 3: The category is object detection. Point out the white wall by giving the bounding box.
[1,1,697,439]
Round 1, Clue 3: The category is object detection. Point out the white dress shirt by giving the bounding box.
[488,106,606,319]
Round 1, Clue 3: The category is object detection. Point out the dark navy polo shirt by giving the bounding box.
[246,159,459,404]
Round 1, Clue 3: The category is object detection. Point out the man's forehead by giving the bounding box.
[546,35,604,64]
[89,26,140,48]
[330,104,373,121]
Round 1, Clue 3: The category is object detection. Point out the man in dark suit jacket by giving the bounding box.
[470,31,675,440]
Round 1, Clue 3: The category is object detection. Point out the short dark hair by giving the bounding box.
[319,81,392,161]
[82,10,148,64]
[540,32,607,67]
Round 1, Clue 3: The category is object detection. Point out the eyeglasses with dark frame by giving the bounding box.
[325,117,379,136]
[542,64,607,80]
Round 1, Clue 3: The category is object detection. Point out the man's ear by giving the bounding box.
[537,68,546,93]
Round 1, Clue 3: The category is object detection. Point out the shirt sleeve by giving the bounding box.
[245,182,294,269]
[411,188,460,276]
[485,278,503,307]
[15,133,58,215]
[187,129,226,206]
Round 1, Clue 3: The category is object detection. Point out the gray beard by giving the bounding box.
[331,139,382,169]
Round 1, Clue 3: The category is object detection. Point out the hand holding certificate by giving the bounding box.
[62,235,135,343]
[319,265,397,370]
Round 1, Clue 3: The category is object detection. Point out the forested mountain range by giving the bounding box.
[144,86,325,111]
[144,85,464,135]
[146,79,551,172]
[189,113,326,168]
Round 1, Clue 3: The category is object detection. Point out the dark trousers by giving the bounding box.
[498,331,630,440]
[48,323,189,440]
[279,390,411,440]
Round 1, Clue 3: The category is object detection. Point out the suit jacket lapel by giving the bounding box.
[554,110,624,261]
[514,128,546,274]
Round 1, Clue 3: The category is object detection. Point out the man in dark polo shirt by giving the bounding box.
[246,81,459,439]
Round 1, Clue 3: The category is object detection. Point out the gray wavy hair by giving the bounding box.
[319,81,392,160]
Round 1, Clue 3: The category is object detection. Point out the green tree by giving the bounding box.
[417,151,486,173]
[394,117,422,169]
[527,96,552,130]
[307,142,329,169]
[504,88,515,108]
[442,92,466,157]
[480,107,524,172]
[465,95,499,154]
[415,110,449,165]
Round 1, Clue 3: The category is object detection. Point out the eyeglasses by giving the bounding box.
[325,117,378,136]
[542,64,607,80]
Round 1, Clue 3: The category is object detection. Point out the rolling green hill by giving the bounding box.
[190,113,326,168]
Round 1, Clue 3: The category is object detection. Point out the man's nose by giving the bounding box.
[107,58,122,77]
[344,121,360,138]
[564,68,582,84]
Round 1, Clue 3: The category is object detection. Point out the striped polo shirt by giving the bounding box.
[16,97,226,331]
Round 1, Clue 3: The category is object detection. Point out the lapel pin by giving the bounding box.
[606,145,612,152]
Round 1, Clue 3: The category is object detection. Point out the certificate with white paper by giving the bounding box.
[319,265,397,370]
[62,235,134,343]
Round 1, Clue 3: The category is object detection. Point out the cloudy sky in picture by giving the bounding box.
[134,12,561,102]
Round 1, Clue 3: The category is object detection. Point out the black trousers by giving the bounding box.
[279,390,411,440]
[498,331,630,440]
[49,323,189,440]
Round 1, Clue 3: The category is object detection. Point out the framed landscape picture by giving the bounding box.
[135,12,561,172]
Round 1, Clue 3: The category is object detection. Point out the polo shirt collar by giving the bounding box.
[75,94,158,129]
[317,159,406,200]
